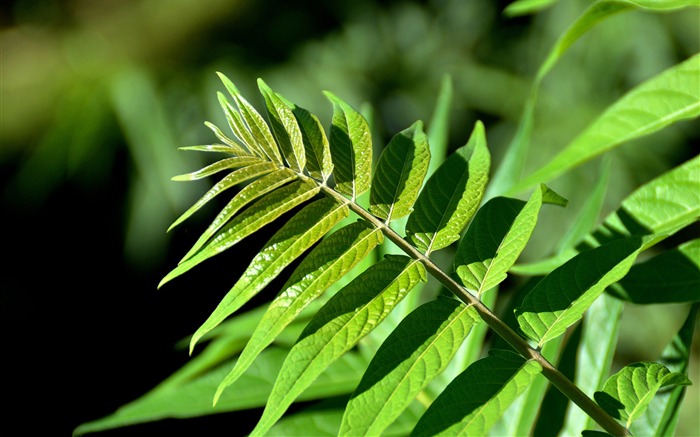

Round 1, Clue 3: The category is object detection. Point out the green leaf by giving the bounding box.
[512,155,699,275]
[406,121,491,253]
[73,348,368,436]
[454,184,564,296]
[159,179,319,287]
[584,155,700,249]
[251,256,426,436]
[166,162,278,232]
[560,293,624,436]
[631,304,697,436]
[178,168,298,262]
[611,239,700,304]
[324,91,373,199]
[411,349,542,437]
[186,198,348,352]
[171,156,264,181]
[204,120,253,155]
[288,102,333,181]
[516,236,643,346]
[510,54,700,193]
[178,144,245,154]
[503,0,559,17]
[216,72,284,166]
[594,362,692,428]
[370,121,430,221]
[216,92,265,158]
[257,79,306,172]
[215,221,383,402]
[339,297,480,436]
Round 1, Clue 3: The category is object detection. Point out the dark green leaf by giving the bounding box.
[611,239,700,304]
[516,236,643,346]
[411,349,541,436]
[454,184,564,296]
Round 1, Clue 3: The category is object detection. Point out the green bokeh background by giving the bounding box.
[2,0,698,435]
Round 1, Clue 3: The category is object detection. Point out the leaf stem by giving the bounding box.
[321,185,631,437]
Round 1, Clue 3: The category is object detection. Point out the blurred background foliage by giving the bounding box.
[1,0,698,435]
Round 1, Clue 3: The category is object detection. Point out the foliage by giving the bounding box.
[73,1,699,436]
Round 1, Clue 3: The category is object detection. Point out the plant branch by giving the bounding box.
[320,184,631,437]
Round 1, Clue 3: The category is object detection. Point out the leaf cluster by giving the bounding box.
[75,1,699,436]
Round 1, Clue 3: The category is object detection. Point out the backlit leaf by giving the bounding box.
[214,221,383,402]
[258,79,306,172]
[370,121,430,221]
[216,72,284,166]
[171,156,264,181]
[159,179,319,287]
[324,91,372,199]
[187,198,348,352]
[179,168,298,262]
[288,102,333,181]
[166,162,278,232]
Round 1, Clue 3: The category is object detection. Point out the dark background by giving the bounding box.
[2,1,698,435]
